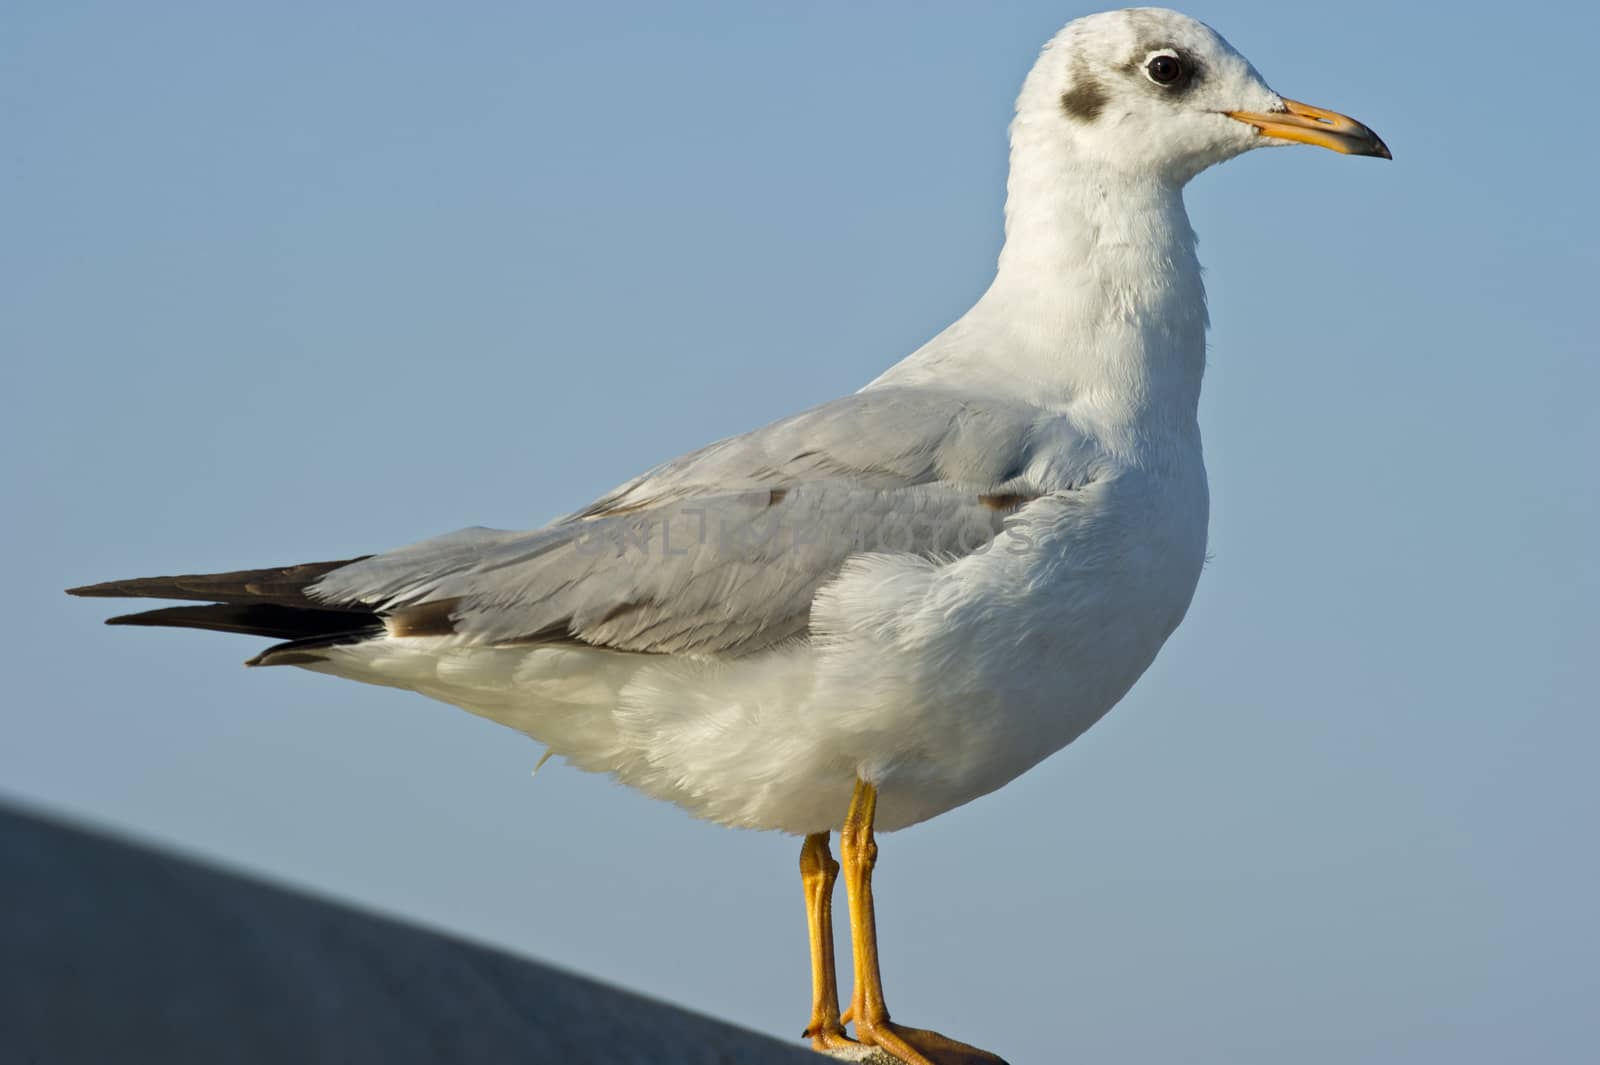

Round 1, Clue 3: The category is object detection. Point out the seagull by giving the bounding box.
[69,8,1388,1063]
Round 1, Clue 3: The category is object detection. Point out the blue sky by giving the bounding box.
[4,2,1597,1061]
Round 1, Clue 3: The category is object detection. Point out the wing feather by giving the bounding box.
[313,388,1092,657]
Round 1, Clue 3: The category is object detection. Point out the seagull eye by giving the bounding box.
[1146,53,1184,86]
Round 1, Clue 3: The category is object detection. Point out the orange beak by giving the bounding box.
[1227,97,1391,159]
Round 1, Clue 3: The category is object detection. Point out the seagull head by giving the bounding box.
[1017,7,1389,185]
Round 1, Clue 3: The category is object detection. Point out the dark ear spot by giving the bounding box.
[1061,75,1107,122]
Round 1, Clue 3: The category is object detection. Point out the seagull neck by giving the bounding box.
[880,151,1209,443]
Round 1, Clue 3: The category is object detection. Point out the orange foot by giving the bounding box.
[853,1018,1009,1065]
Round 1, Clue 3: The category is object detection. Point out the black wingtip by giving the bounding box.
[67,576,197,598]
[63,557,371,605]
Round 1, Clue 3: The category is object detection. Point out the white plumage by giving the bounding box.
[76,8,1390,841]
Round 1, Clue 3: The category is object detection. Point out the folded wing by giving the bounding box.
[73,388,1087,664]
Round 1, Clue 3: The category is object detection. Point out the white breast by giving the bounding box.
[312,452,1208,836]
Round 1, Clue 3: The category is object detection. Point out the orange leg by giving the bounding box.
[837,779,1008,1065]
[800,832,855,1051]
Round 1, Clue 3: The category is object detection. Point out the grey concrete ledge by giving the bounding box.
[1,800,901,1064]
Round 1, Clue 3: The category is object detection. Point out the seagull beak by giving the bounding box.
[1226,97,1391,159]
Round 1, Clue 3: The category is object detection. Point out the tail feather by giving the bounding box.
[245,630,382,668]
[67,556,382,666]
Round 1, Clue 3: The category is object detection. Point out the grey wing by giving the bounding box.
[313,388,1079,656]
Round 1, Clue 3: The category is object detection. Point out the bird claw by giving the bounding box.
[803,1021,859,1053]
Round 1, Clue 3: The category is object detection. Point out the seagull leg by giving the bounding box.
[800,832,856,1051]
[839,779,1008,1065]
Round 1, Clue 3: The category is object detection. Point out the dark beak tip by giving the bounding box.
[1357,121,1393,160]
